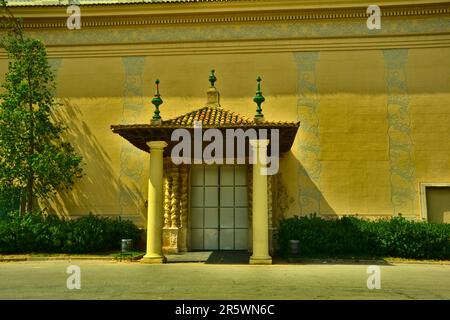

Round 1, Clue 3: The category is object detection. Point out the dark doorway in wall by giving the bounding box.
[426,187,450,223]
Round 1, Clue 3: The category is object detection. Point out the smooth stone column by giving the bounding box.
[141,141,168,264]
[249,139,272,265]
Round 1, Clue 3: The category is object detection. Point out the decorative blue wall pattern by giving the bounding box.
[29,17,450,47]
[48,58,62,95]
[294,52,322,215]
[383,49,416,216]
[120,56,146,215]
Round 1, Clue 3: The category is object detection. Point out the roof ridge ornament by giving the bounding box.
[206,69,221,108]
[209,69,217,87]
[151,79,163,125]
[253,76,265,123]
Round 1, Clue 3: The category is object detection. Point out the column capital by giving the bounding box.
[249,139,270,148]
[147,141,168,150]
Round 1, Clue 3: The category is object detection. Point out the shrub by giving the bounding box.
[0,211,142,254]
[0,189,20,217]
[278,214,450,260]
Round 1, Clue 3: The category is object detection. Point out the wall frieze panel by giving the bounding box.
[3,16,447,48]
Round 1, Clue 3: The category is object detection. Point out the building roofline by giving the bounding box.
[5,0,450,9]
[6,0,248,7]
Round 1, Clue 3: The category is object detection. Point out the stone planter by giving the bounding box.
[121,239,133,253]
[289,240,300,256]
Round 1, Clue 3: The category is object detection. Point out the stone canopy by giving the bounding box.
[110,73,299,264]
[111,106,299,156]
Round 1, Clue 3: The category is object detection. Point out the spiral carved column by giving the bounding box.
[170,167,180,228]
[178,166,189,252]
[247,165,253,252]
[163,165,180,254]
[163,173,171,228]
[268,175,274,255]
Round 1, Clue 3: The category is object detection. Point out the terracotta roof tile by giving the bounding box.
[162,106,253,126]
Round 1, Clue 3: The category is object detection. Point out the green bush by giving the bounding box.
[0,211,142,254]
[278,214,450,260]
[0,189,20,217]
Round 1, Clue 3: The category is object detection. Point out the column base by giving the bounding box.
[249,256,272,265]
[163,227,179,254]
[178,227,188,253]
[140,254,166,264]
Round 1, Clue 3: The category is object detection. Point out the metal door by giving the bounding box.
[190,165,248,250]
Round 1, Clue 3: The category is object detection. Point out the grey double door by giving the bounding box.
[190,165,249,251]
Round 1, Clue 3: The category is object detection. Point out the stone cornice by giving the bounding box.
[6,1,450,29]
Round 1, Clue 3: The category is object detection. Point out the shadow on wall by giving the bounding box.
[41,98,144,221]
[282,150,337,220]
[41,97,337,224]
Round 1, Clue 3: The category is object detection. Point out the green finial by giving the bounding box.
[209,69,217,87]
[253,76,265,119]
[151,79,163,121]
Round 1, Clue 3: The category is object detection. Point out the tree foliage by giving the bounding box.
[0,1,83,213]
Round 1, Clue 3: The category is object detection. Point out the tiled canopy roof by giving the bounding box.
[112,105,299,129]
[163,106,252,126]
[111,105,300,154]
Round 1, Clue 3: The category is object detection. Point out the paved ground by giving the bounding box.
[0,260,449,299]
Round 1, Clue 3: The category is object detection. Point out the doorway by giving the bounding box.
[190,165,249,250]
[425,186,450,223]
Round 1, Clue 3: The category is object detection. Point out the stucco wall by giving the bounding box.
[1,1,449,225]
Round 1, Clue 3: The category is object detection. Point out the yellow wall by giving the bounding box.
[1,1,449,225]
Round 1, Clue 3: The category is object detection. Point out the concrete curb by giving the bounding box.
[0,256,145,262]
[0,256,115,262]
[0,258,28,262]
[385,259,450,265]
[29,256,116,261]
[1,256,449,265]
[0,251,146,262]
[285,258,387,265]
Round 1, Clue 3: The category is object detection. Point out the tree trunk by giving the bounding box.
[27,69,34,213]
[20,197,26,215]
[27,174,33,213]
